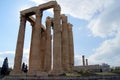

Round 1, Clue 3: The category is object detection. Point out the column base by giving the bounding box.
[27,71,48,77]
[49,70,64,76]
[36,71,48,76]
[10,70,23,76]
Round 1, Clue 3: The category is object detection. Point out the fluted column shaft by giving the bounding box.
[61,14,70,72]
[40,31,46,70]
[11,15,26,75]
[44,17,52,72]
[68,23,74,70]
[86,59,88,66]
[82,55,85,66]
[29,10,42,74]
[51,4,63,75]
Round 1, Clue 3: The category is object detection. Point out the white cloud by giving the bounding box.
[0,51,15,55]
[88,0,120,38]
[19,5,33,11]
[87,0,120,67]
[0,51,14,67]
[0,57,4,62]
[88,32,120,66]
[30,0,46,4]
[30,0,114,20]
[0,48,29,68]
[74,54,82,66]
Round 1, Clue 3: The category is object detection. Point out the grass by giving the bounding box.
[95,72,117,75]
[65,72,81,76]
[77,71,96,76]
[65,70,96,76]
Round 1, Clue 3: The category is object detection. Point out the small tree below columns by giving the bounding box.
[0,57,9,75]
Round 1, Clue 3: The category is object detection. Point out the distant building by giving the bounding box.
[74,55,110,72]
[74,63,110,72]
[74,64,101,72]
[100,63,110,72]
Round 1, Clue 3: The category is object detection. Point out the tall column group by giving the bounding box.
[11,1,74,76]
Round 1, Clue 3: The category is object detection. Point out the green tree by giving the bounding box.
[21,62,25,72]
[24,64,28,73]
[0,57,9,75]
[21,62,28,73]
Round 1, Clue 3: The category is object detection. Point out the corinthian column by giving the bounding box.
[61,14,70,72]
[86,59,88,66]
[29,10,42,75]
[50,4,63,75]
[44,17,52,72]
[68,23,74,70]
[11,14,26,75]
[82,55,85,66]
[40,30,46,71]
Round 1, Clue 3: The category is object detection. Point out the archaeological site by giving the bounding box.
[3,1,120,80]
[9,1,74,77]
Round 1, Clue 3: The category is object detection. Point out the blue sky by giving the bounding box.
[0,0,120,68]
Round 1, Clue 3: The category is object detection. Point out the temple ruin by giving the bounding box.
[10,1,74,76]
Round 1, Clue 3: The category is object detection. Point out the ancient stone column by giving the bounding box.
[82,55,85,66]
[44,17,52,72]
[68,23,74,70]
[11,15,26,75]
[86,59,88,66]
[40,30,46,70]
[29,10,42,75]
[61,14,70,72]
[50,4,63,75]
